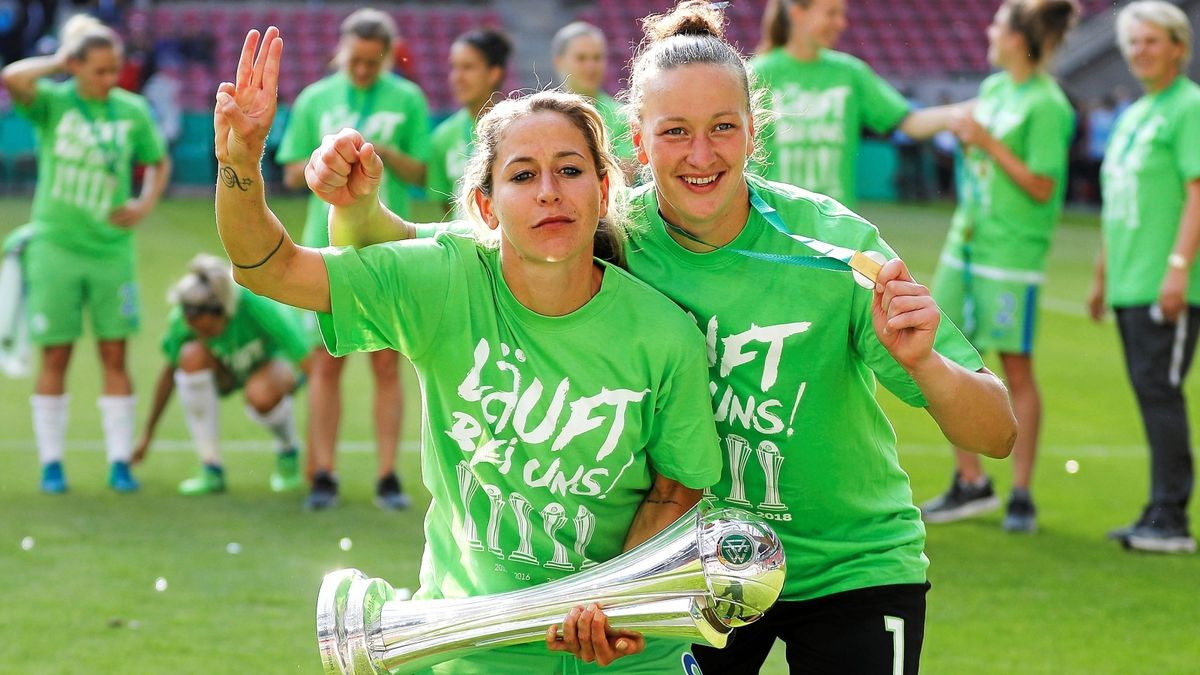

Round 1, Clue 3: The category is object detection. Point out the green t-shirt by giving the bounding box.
[943,72,1074,274]
[750,48,910,207]
[624,174,984,601]
[426,108,475,218]
[593,92,634,163]
[277,72,430,247]
[317,234,722,604]
[16,79,166,257]
[161,287,312,382]
[1101,76,1200,307]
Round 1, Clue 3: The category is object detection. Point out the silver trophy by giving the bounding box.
[316,505,785,675]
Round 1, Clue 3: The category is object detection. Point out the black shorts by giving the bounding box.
[692,582,929,675]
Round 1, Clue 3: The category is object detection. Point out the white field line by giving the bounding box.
[0,440,1145,457]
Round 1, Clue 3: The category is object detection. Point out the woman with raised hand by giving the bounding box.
[921,0,1079,534]
[132,254,313,495]
[322,2,1017,671]
[753,0,967,207]
[1,14,171,495]
[426,28,512,218]
[552,21,636,173]
[214,27,722,672]
[276,7,429,511]
[1089,0,1200,555]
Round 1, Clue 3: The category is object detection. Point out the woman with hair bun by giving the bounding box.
[132,255,314,496]
[1,14,171,495]
[921,0,1079,535]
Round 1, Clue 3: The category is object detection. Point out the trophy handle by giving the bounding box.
[318,569,397,675]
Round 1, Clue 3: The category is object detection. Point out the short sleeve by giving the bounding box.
[1173,99,1200,181]
[14,79,57,127]
[160,310,191,366]
[643,329,724,489]
[316,236,456,359]
[247,296,312,364]
[1024,98,1073,177]
[848,227,985,407]
[856,61,911,134]
[400,86,432,163]
[131,99,167,165]
[276,88,317,165]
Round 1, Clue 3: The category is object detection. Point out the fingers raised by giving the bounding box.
[236,30,259,91]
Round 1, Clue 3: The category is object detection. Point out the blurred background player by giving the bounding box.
[752,0,967,208]
[426,28,511,218]
[1089,0,1200,555]
[276,8,429,511]
[1,15,171,495]
[922,0,1079,533]
[132,254,313,495]
[551,21,636,177]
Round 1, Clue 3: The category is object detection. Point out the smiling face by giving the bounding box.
[634,63,754,242]
[475,111,608,267]
[339,35,390,89]
[1122,19,1185,90]
[555,32,607,97]
[790,0,848,51]
[70,46,121,99]
[449,41,504,109]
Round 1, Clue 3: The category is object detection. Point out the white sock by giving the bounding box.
[31,394,69,465]
[245,395,298,451]
[98,395,136,464]
[175,369,221,465]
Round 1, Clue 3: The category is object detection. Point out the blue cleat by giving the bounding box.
[108,461,139,493]
[40,461,67,494]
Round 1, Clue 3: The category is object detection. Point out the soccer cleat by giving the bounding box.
[178,464,226,495]
[305,471,339,511]
[920,472,1001,524]
[40,461,67,494]
[269,449,303,493]
[375,473,411,511]
[107,461,139,493]
[1001,490,1036,533]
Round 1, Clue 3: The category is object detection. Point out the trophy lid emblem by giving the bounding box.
[716,533,755,570]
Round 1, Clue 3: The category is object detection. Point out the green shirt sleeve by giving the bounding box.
[316,236,456,359]
[160,309,192,367]
[245,294,312,364]
[855,60,911,134]
[643,327,724,490]
[14,79,57,127]
[1174,97,1200,180]
[276,88,317,165]
[1024,96,1073,178]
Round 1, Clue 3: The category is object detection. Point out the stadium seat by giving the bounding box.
[0,113,38,193]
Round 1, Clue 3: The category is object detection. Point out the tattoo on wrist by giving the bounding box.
[220,167,254,191]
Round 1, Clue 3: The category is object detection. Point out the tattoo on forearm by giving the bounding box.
[220,167,253,191]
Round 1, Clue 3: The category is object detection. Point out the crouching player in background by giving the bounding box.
[132,254,313,495]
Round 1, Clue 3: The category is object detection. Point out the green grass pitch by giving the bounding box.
[1,195,1197,673]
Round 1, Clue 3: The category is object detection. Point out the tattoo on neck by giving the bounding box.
[220,167,253,191]
[644,498,682,506]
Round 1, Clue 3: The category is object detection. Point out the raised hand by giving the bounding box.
[871,258,940,372]
[214,27,282,167]
[305,129,385,209]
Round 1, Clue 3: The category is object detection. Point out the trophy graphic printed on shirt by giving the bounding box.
[755,441,786,511]
[508,493,538,564]
[483,485,506,558]
[317,506,786,675]
[573,505,597,569]
[725,435,754,506]
[456,462,483,551]
[541,503,574,571]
